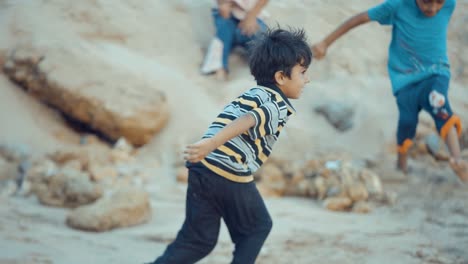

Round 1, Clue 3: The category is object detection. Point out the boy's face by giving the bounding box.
[416,0,445,17]
[276,64,310,99]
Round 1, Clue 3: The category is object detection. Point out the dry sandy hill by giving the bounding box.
[0,1,468,263]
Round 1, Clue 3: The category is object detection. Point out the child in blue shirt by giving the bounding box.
[311,0,467,182]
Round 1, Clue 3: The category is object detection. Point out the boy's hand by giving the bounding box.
[311,41,328,60]
[184,138,217,163]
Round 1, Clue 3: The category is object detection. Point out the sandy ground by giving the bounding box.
[0,0,468,263]
[1,167,467,264]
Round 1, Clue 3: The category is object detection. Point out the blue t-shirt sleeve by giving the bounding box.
[368,0,401,25]
[445,0,456,16]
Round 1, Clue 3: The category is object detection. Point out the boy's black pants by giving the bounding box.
[151,163,272,264]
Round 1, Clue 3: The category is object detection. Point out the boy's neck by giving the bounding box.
[257,82,296,112]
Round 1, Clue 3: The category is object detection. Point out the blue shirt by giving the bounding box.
[368,0,455,94]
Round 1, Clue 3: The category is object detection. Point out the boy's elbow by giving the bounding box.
[357,12,370,24]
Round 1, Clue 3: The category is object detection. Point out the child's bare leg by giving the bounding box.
[396,152,408,174]
[445,127,468,182]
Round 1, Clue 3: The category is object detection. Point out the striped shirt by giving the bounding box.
[197,83,295,183]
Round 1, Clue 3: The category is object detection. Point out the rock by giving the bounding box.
[0,157,18,181]
[284,178,316,197]
[3,47,169,146]
[113,137,134,153]
[66,188,151,232]
[0,143,30,163]
[176,167,188,183]
[314,176,327,200]
[424,133,449,161]
[62,160,83,171]
[255,163,286,195]
[352,201,372,214]
[326,185,342,198]
[32,168,102,208]
[88,165,118,182]
[315,102,355,132]
[323,197,353,212]
[257,183,283,198]
[26,158,58,182]
[374,161,407,182]
[359,169,383,196]
[79,134,101,145]
[346,183,369,202]
[109,149,133,164]
[48,150,89,169]
[372,190,398,205]
[0,180,17,197]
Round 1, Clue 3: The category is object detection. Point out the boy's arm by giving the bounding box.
[312,11,370,59]
[184,113,256,163]
[238,0,269,36]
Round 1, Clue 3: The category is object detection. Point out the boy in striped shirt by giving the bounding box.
[150,28,312,264]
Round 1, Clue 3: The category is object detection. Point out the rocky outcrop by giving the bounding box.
[2,47,169,146]
[31,166,103,208]
[314,102,355,132]
[66,188,151,232]
[252,157,394,213]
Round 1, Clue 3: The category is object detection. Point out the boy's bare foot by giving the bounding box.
[449,158,468,182]
[396,153,408,174]
[215,69,228,82]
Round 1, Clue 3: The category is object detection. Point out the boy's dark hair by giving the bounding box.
[248,27,312,84]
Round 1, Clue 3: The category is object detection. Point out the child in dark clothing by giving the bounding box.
[311,0,468,182]
[148,27,312,263]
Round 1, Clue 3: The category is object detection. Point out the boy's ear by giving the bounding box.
[274,71,285,85]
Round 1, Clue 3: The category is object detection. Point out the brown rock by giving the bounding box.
[0,158,18,181]
[257,183,282,198]
[373,191,398,205]
[284,178,316,197]
[32,168,102,208]
[88,165,118,182]
[3,47,169,146]
[346,183,369,202]
[359,169,383,196]
[323,197,352,211]
[66,188,151,232]
[314,176,327,200]
[26,158,58,183]
[176,167,188,183]
[48,150,89,169]
[256,163,286,195]
[352,201,373,214]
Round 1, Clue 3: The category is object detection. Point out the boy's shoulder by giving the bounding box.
[237,86,280,104]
